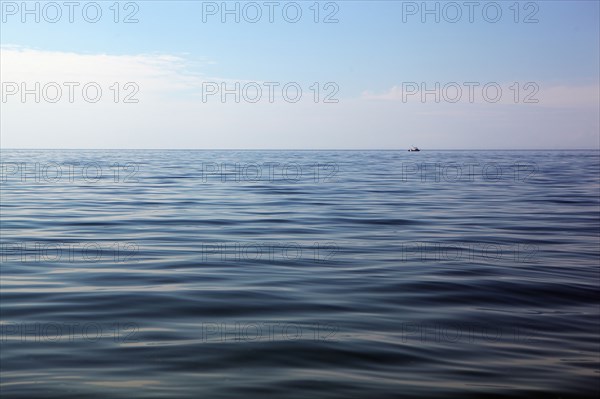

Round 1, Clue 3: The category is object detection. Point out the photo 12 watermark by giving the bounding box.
[0,162,140,183]
[1,241,139,263]
[1,1,140,23]
[200,1,340,23]
[399,241,539,263]
[201,81,339,104]
[397,82,539,104]
[400,321,538,344]
[399,161,538,183]
[198,162,339,183]
[199,321,340,342]
[0,322,139,343]
[1,81,140,104]
[400,1,539,24]
[199,241,339,263]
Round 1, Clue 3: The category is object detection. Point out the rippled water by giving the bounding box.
[1,150,598,398]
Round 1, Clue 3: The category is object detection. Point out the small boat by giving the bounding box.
[408,146,420,152]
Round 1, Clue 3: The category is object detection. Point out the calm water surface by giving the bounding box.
[1,150,598,398]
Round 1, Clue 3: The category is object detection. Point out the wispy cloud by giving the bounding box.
[0,45,225,98]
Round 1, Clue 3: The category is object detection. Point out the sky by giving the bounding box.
[0,0,599,149]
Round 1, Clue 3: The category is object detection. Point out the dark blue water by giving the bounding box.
[1,150,598,398]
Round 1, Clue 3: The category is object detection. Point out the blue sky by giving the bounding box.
[1,1,599,149]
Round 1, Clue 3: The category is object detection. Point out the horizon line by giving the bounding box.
[1,148,599,151]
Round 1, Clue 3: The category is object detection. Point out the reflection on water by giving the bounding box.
[1,150,598,398]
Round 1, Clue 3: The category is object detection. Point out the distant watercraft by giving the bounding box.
[408,146,420,152]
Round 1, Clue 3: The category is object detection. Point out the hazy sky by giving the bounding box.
[1,0,599,149]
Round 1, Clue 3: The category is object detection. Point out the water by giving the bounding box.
[1,150,598,398]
